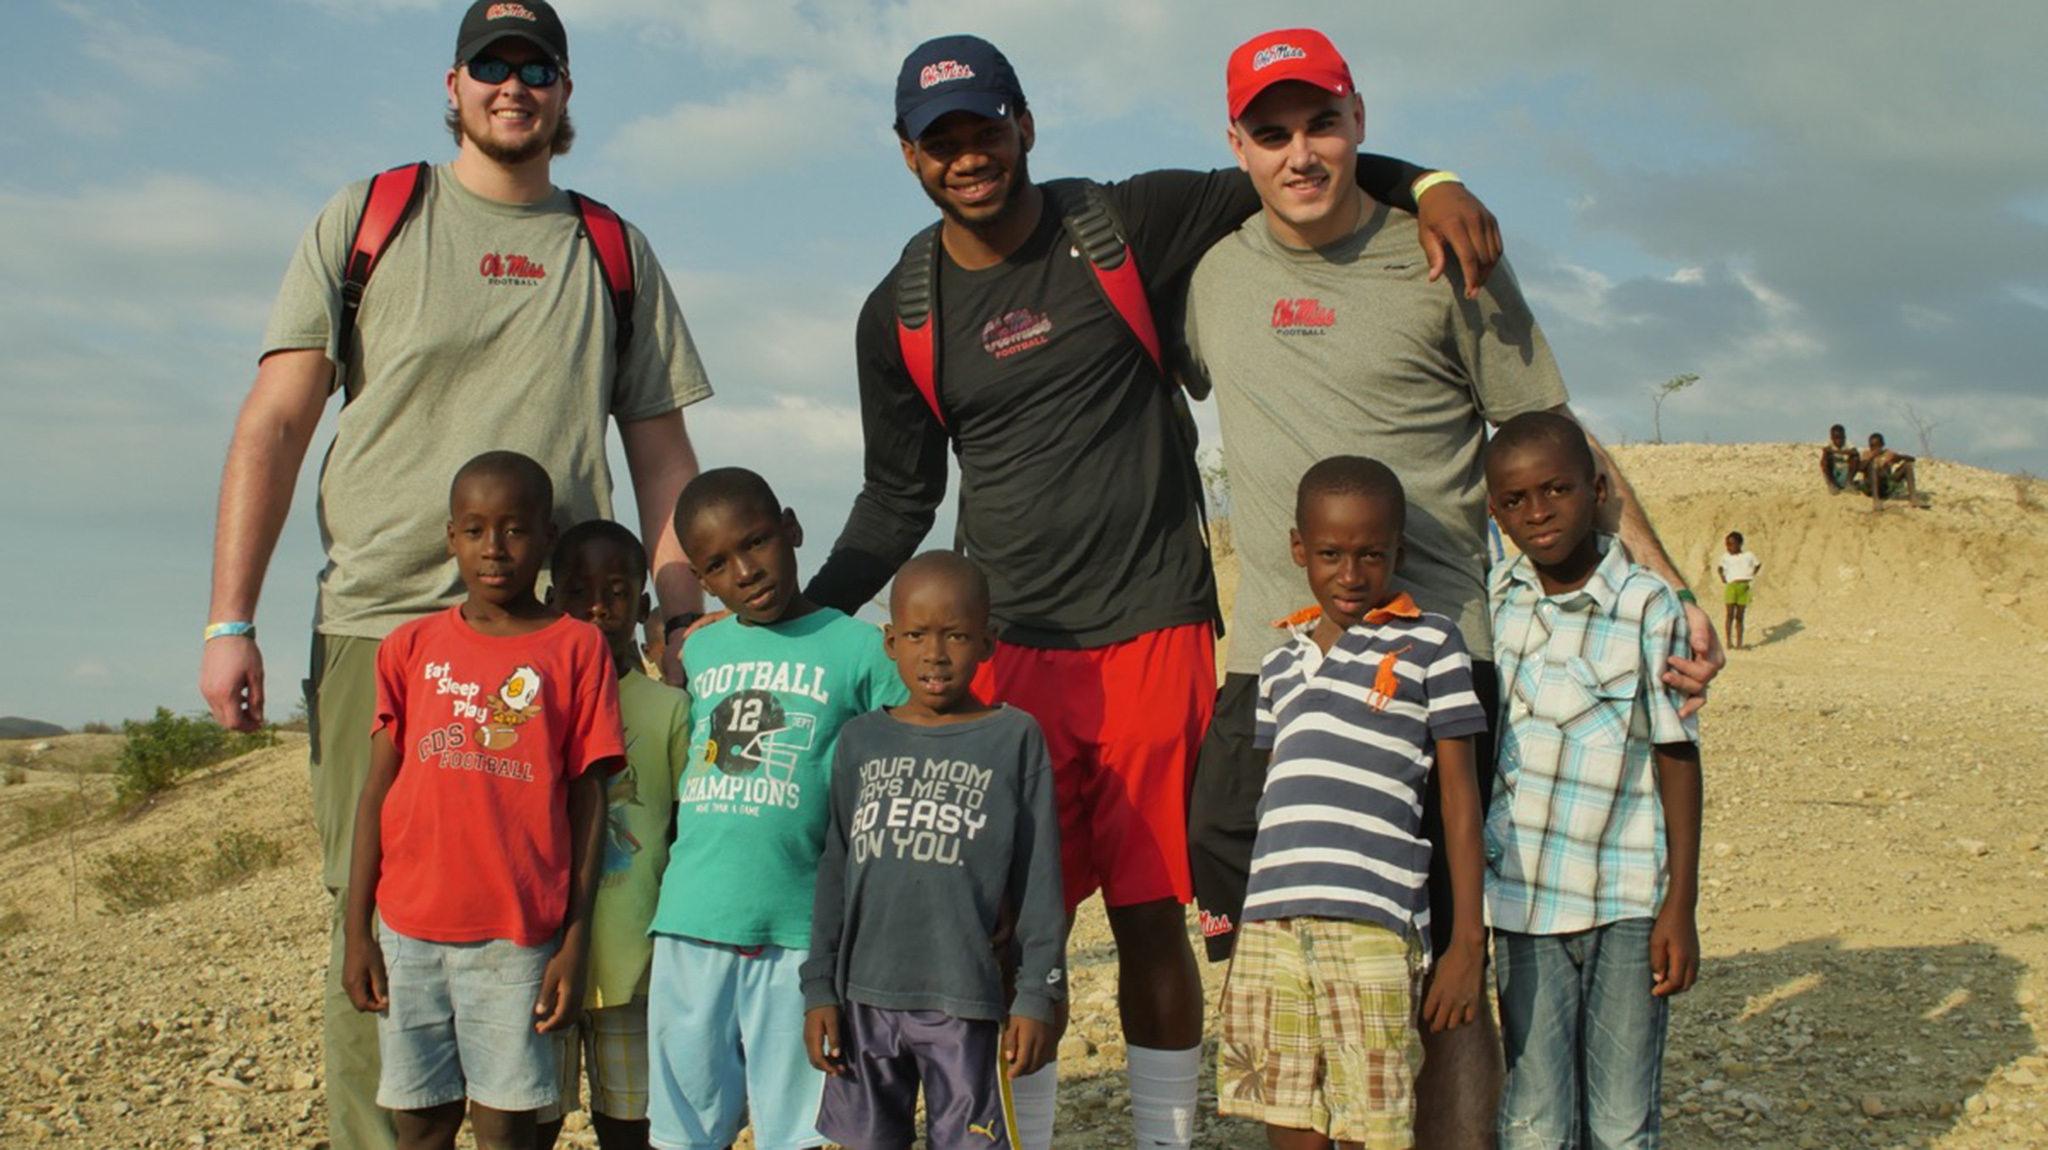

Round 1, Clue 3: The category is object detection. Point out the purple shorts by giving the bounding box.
[816,1002,1016,1149]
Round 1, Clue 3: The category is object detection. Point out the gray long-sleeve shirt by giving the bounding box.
[801,706,1066,1024]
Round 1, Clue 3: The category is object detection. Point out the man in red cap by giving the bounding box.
[201,3,711,1145]
[806,32,1503,1150]
[1185,28,1723,1148]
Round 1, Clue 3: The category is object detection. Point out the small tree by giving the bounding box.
[1651,373,1699,444]
[1898,402,1946,459]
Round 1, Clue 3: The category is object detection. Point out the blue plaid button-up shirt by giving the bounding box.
[1485,533,1698,934]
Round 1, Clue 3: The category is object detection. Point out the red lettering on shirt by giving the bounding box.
[1271,298,1337,332]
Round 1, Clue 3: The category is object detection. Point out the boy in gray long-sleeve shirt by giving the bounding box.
[802,552,1065,1149]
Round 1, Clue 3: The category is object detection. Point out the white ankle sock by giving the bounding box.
[1127,1043,1200,1148]
[1008,1060,1058,1150]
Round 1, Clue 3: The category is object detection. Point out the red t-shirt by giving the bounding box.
[372,606,624,945]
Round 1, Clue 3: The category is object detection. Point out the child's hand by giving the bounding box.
[1420,938,1484,1033]
[1002,1015,1055,1079]
[805,1006,845,1076]
[341,930,387,1014]
[533,947,585,1033]
[1651,903,1700,997]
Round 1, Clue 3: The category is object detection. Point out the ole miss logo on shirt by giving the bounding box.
[478,252,547,286]
[1272,297,1336,336]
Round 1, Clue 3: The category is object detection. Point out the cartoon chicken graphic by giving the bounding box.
[477,664,543,749]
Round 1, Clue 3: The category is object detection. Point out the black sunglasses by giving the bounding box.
[466,56,561,88]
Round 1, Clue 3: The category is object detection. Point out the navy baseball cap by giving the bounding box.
[895,35,1024,140]
[455,0,569,69]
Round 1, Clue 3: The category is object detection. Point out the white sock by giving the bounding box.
[1008,1059,1058,1150]
[1127,1043,1200,1149]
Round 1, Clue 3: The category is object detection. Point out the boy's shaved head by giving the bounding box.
[450,450,554,514]
[551,518,647,579]
[1485,411,1596,482]
[892,550,991,619]
[674,467,782,541]
[1296,454,1406,533]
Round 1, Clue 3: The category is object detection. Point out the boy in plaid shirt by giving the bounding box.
[1482,412,1703,1148]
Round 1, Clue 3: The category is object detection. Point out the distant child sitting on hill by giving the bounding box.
[1215,456,1490,1150]
[1716,532,1762,651]
[644,467,906,1150]
[801,551,1066,1150]
[1482,412,1703,1148]
[535,521,691,1150]
[343,451,622,1149]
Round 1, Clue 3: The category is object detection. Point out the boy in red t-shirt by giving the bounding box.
[343,450,624,1149]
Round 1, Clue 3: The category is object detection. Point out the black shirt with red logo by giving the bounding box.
[810,161,1426,649]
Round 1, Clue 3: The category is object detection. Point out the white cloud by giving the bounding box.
[57,1,227,94]
[37,89,128,139]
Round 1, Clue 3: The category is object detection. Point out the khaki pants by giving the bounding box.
[309,633,395,1150]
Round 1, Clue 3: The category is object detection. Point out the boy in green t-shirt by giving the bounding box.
[536,520,691,1150]
[645,468,906,1150]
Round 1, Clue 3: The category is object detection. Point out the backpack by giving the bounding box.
[335,161,636,401]
[891,179,1161,429]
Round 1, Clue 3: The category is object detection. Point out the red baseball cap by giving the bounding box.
[1226,28,1354,120]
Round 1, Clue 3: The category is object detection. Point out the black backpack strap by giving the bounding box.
[892,222,947,428]
[568,190,636,357]
[1044,180,1163,373]
[337,162,429,403]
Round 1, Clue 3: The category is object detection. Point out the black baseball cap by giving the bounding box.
[455,0,569,69]
[895,35,1024,140]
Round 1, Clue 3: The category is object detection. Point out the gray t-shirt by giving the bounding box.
[1187,202,1568,670]
[263,164,713,639]
[801,706,1066,1024]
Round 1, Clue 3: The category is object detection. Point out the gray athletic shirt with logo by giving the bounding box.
[262,164,712,639]
[801,705,1066,1025]
[1186,202,1568,671]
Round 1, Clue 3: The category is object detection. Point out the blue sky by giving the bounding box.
[4,0,2043,728]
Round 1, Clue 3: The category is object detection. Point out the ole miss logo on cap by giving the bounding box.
[920,60,976,89]
[487,2,538,21]
[1253,44,1309,70]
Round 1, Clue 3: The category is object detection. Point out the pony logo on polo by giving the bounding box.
[1253,44,1308,70]
[920,60,975,88]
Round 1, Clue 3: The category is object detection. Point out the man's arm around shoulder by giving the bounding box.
[620,410,704,685]
[201,349,333,730]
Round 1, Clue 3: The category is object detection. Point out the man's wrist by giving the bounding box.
[204,621,256,641]
[1674,589,1698,605]
[1411,170,1464,202]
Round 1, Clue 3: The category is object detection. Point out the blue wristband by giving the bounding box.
[204,621,256,641]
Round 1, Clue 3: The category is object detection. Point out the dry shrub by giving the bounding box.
[88,844,190,914]
[9,789,100,847]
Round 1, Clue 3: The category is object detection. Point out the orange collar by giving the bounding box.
[1273,592,1422,630]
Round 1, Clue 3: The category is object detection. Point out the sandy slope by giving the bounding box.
[2,444,2044,1147]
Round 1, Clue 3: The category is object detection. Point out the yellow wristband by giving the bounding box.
[1411,170,1464,202]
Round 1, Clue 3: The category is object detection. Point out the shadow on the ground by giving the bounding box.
[1752,617,1806,649]
[1660,935,2032,1146]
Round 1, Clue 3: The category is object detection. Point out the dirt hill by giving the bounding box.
[1,445,2043,1147]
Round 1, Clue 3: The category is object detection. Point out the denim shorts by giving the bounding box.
[376,925,559,1113]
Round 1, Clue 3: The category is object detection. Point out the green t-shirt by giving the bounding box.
[262,163,713,639]
[650,610,906,949]
[586,670,690,1007]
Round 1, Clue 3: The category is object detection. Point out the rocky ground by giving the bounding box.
[1,445,2044,1147]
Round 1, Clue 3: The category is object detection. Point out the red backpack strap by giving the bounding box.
[337,162,429,401]
[892,223,946,429]
[1047,180,1162,372]
[568,191,636,356]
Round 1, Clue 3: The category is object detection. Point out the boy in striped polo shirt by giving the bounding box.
[1482,412,1703,1148]
[1217,456,1491,1149]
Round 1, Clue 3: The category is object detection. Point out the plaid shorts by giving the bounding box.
[539,997,651,1122]
[1217,918,1423,1147]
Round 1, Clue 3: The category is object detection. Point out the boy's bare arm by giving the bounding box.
[537,765,611,1032]
[342,729,402,1013]
[1420,735,1487,1033]
[1547,405,1726,713]
[1651,742,1703,997]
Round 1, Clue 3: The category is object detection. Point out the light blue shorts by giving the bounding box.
[647,935,826,1150]
[375,925,559,1113]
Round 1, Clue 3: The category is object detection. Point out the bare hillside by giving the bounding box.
[1,445,2044,1147]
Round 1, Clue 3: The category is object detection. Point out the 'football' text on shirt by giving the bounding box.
[689,660,832,704]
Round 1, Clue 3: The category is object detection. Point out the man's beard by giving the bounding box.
[447,107,576,163]
[920,151,1031,232]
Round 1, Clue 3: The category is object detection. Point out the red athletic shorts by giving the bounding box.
[971,621,1216,912]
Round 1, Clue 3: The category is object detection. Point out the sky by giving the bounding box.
[4,0,2044,728]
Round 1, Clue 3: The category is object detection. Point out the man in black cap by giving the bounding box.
[200,3,711,1145]
[806,33,1500,1150]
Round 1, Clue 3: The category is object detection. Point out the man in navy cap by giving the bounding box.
[806,33,1500,1150]
[201,3,711,1144]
